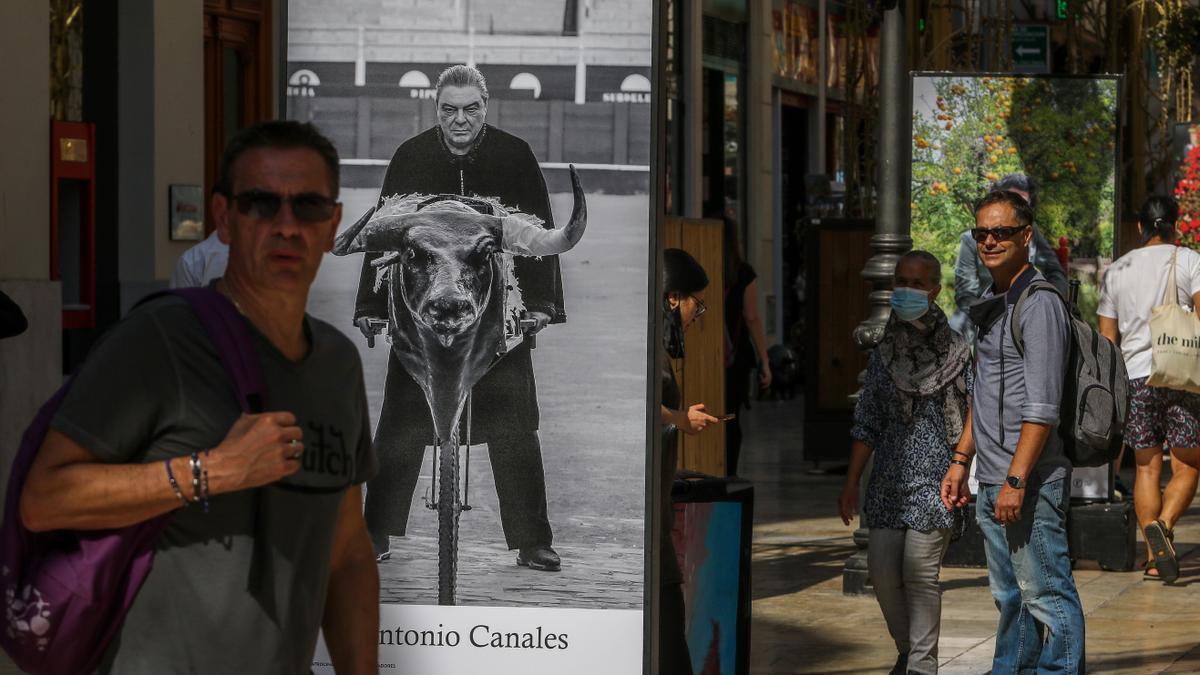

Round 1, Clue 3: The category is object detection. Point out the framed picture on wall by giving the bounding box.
[168,184,205,241]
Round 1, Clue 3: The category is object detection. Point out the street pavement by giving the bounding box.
[744,396,1200,674]
[308,188,650,608]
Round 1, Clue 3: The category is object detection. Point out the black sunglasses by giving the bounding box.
[970,225,1028,243]
[230,190,338,223]
[692,295,707,318]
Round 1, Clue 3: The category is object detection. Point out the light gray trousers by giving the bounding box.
[868,527,952,675]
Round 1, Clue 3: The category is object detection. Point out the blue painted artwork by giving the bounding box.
[674,501,742,674]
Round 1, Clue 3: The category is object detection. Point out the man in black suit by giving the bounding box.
[357,64,565,571]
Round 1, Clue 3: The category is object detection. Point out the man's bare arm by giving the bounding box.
[1098,315,1119,346]
[322,485,380,675]
[21,413,304,532]
[993,421,1053,524]
[1006,421,1052,483]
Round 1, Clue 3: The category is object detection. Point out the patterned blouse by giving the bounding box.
[850,350,974,532]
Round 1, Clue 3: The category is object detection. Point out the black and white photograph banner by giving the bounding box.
[286,0,654,670]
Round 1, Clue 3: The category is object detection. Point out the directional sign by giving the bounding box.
[1012,24,1051,73]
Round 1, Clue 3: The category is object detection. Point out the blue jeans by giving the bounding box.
[976,479,1085,674]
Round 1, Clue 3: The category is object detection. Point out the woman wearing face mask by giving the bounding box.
[658,248,718,675]
[837,250,973,675]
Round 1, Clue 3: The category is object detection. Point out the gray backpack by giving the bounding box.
[1011,280,1129,467]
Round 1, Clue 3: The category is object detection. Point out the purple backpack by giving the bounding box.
[0,287,264,674]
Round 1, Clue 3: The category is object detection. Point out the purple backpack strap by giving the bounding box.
[0,287,267,675]
[139,288,265,413]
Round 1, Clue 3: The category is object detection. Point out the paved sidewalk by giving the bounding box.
[743,397,1200,675]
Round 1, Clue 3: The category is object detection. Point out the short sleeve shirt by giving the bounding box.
[1097,245,1200,379]
[51,296,376,674]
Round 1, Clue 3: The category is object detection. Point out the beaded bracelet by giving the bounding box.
[201,449,211,513]
[164,458,189,507]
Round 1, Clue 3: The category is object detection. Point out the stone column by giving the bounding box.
[842,0,911,596]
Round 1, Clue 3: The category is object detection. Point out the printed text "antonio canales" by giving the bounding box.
[379,624,570,650]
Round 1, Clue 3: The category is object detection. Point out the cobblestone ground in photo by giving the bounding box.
[308,189,650,609]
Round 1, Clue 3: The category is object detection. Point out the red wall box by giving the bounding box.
[50,120,97,329]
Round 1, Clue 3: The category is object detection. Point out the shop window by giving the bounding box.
[772,0,819,85]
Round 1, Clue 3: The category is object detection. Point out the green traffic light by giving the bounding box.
[1056,0,1068,19]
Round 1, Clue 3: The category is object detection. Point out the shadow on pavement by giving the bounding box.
[752,539,858,601]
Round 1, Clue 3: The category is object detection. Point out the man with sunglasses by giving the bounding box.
[353,64,567,572]
[21,121,380,673]
[940,190,1085,673]
[950,174,1067,341]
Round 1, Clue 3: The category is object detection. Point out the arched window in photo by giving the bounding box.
[509,72,542,99]
[620,73,651,93]
[399,70,432,89]
[287,69,321,97]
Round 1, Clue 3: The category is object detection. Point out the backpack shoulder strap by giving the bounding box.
[135,288,265,413]
[1011,280,1066,359]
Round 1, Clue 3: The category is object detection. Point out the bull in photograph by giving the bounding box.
[331,166,587,603]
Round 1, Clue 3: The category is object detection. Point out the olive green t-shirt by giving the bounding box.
[51,296,377,675]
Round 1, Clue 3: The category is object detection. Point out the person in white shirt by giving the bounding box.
[169,230,229,288]
[1097,195,1200,582]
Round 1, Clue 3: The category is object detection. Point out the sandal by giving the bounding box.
[1144,560,1164,581]
[1145,520,1179,582]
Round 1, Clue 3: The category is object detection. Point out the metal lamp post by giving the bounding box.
[842,0,911,595]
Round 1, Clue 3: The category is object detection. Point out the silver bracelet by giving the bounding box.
[189,453,202,503]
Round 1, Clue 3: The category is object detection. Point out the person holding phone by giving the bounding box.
[838,250,973,675]
[658,248,718,675]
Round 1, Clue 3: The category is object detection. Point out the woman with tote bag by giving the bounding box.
[1098,195,1200,581]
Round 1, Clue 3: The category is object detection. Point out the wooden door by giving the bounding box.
[803,219,872,462]
[662,217,726,475]
[204,0,274,205]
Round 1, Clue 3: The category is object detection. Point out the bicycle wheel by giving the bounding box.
[437,435,460,606]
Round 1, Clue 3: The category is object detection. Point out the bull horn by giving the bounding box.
[499,165,588,256]
[332,209,422,255]
[332,206,376,255]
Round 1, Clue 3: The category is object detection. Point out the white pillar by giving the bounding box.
[355,26,366,87]
[573,1,586,104]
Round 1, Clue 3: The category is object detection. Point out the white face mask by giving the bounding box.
[890,286,930,322]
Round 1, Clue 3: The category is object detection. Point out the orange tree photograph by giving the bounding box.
[910,74,1120,325]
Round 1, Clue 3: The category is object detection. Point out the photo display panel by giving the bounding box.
[285,1,657,671]
[910,73,1121,500]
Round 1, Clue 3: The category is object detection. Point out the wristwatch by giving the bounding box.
[1006,475,1027,489]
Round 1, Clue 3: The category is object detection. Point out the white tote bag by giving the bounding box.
[1148,248,1200,393]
